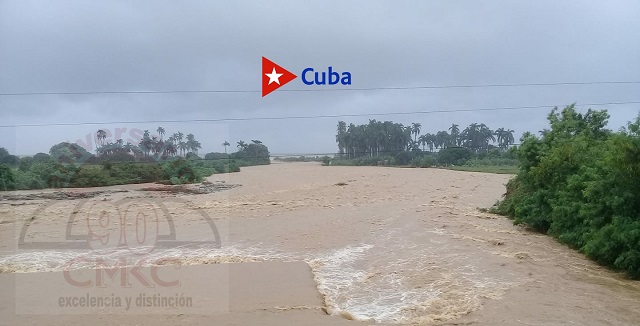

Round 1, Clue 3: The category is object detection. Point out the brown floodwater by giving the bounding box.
[1,162,639,325]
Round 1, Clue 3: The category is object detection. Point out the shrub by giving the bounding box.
[162,158,201,184]
[411,156,437,168]
[438,147,473,166]
[0,164,16,190]
[497,105,640,278]
[204,152,230,160]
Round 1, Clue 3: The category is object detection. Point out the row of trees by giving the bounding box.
[96,127,203,159]
[0,126,271,190]
[335,120,515,158]
[94,127,267,162]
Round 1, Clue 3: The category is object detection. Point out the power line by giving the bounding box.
[1,100,639,128]
[1,81,640,97]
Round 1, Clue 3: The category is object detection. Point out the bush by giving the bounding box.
[0,164,16,190]
[15,171,47,190]
[438,147,473,166]
[71,166,111,187]
[393,151,413,165]
[96,153,136,163]
[497,105,640,278]
[0,148,19,166]
[162,158,201,184]
[231,143,270,165]
[185,152,202,160]
[204,152,230,160]
[108,162,164,184]
[411,156,437,168]
[464,157,518,167]
[49,142,94,163]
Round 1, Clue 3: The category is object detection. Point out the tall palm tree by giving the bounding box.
[185,134,196,154]
[96,129,107,147]
[479,124,495,151]
[494,128,515,150]
[418,134,427,151]
[411,123,422,142]
[192,140,201,154]
[237,140,247,150]
[425,133,435,152]
[156,127,165,141]
[435,131,450,149]
[222,141,230,154]
[124,142,135,154]
[448,124,460,146]
[336,121,347,158]
[178,141,188,156]
[504,129,515,148]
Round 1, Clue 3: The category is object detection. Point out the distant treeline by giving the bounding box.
[335,120,515,159]
[0,127,270,190]
[329,120,517,168]
[273,156,328,163]
[497,105,640,279]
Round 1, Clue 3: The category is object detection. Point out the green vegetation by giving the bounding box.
[0,127,270,190]
[335,120,515,158]
[329,120,517,173]
[445,165,519,174]
[497,105,640,279]
[273,155,330,163]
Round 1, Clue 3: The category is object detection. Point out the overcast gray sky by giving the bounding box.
[1,0,639,155]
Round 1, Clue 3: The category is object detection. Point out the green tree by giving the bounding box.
[498,104,640,278]
[411,123,422,142]
[49,142,93,163]
[0,164,16,190]
[157,127,165,141]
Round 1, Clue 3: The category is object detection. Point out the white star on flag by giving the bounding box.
[265,68,283,85]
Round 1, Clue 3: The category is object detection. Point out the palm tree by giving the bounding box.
[411,123,422,142]
[251,140,263,144]
[151,136,161,156]
[156,127,165,141]
[185,134,196,154]
[504,129,515,148]
[178,141,188,156]
[418,134,427,151]
[138,131,154,157]
[336,121,347,158]
[480,124,495,152]
[495,128,515,150]
[222,141,230,154]
[448,124,460,146]
[124,142,135,154]
[163,142,177,157]
[237,140,247,150]
[96,129,107,147]
[192,140,202,154]
[425,133,435,152]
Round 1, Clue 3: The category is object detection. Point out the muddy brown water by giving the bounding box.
[0,162,638,325]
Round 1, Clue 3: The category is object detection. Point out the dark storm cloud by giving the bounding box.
[1,0,639,154]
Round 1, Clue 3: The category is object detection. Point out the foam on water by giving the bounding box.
[0,244,290,273]
[306,244,441,324]
[0,243,515,324]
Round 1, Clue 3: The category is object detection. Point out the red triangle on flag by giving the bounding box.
[262,57,297,97]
